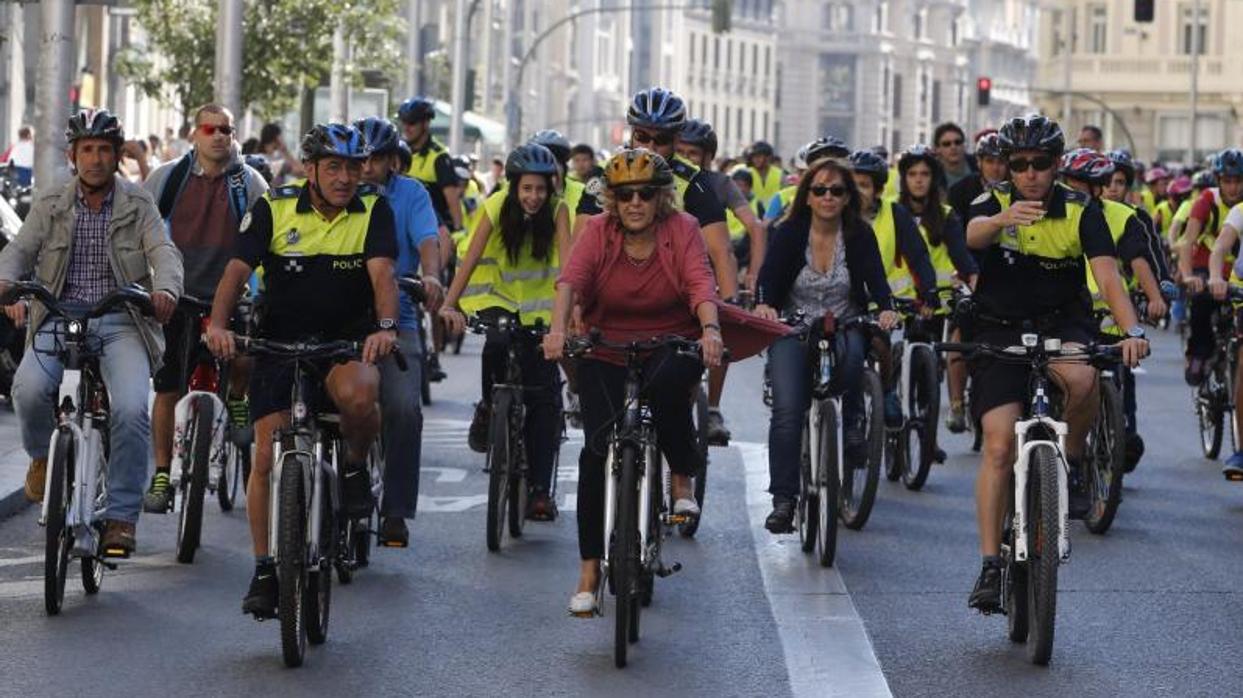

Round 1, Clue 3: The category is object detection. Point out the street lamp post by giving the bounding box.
[215,0,243,119]
[1187,0,1201,164]
[33,0,74,188]
[448,0,469,155]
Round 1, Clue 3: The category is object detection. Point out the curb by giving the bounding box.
[0,484,30,521]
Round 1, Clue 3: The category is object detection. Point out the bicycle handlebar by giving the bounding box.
[397,276,427,304]
[934,339,1123,367]
[236,336,408,371]
[563,332,729,363]
[467,314,549,338]
[0,280,154,320]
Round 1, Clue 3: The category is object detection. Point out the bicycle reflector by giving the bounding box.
[1021,333,1038,348]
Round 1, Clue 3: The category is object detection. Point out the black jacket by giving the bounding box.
[757,213,895,312]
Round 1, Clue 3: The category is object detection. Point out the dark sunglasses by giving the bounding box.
[809,184,849,199]
[614,186,659,203]
[198,123,235,137]
[1008,155,1056,173]
[632,130,675,146]
[938,138,964,147]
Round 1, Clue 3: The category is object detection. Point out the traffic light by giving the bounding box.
[711,0,732,33]
[1134,0,1155,22]
[976,77,992,107]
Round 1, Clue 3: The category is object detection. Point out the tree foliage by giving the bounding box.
[116,0,404,122]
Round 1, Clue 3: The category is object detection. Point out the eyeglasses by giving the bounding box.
[938,138,964,148]
[632,130,675,146]
[613,186,659,203]
[198,124,235,137]
[809,184,849,199]
[1008,155,1056,173]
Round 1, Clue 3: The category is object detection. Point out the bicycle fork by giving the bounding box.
[170,391,228,490]
[1011,414,1071,563]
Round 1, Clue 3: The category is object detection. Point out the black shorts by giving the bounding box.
[248,355,340,421]
[153,311,196,393]
[968,320,1094,423]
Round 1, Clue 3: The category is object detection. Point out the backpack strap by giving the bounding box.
[225,164,249,223]
[157,153,195,220]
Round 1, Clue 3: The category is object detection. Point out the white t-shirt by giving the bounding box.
[1228,203,1243,280]
[9,140,33,168]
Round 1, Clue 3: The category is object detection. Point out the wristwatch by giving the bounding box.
[376,318,398,332]
[1125,325,1146,340]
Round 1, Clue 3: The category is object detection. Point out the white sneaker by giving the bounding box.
[673,497,701,517]
[568,591,597,616]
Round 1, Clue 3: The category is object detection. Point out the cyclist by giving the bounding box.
[963,114,1147,613]
[753,156,900,532]
[204,123,400,618]
[542,148,724,616]
[1179,149,1243,386]
[893,145,978,435]
[0,108,183,555]
[355,116,443,545]
[567,143,604,186]
[934,122,975,190]
[440,143,568,520]
[140,103,268,514]
[1147,167,1174,237]
[949,132,1008,224]
[1207,200,1243,477]
[1102,149,1172,307]
[765,137,850,221]
[529,129,599,229]
[744,140,784,213]
[396,96,462,234]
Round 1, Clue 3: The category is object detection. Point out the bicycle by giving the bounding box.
[884,298,945,491]
[468,313,562,552]
[936,334,1123,665]
[564,334,710,669]
[1,282,154,616]
[1193,289,1243,460]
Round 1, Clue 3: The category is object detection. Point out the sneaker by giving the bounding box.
[142,471,173,513]
[341,465,374,518]
[100,520,136,558]
[672,496,701,518]
[705,409,731,446]
[427,353,447,383]
[526,491,559,521]
[242,564,278,619]
[379,517,409,547]
[764,496,796,534]
[23,457,46,503]
[1124,432,1145,473]
[1184,356,1206,386]
[568,591,598,617]
[1067,460,1090,520]
[468,402,491,453]
[968,561,1003,613]
[884,391,903,428]
[1223,451,1243,481]
[946,404,967,434]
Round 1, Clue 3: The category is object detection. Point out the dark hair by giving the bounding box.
[570,143,595,158]
[498,173,556,266]
[933,122,965,146]
[241,137,260,154]
[193,103,234,126]
[1080,124,1104,140]
[259,122,283,147]
[898,162,948,247]
[783,158,864,235]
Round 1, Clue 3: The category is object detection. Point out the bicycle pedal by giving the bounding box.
[655,562,682,578]
[1225,473,1243,482]
[662,513,689,526]
[380,540,407,548]
[101,547,130,560]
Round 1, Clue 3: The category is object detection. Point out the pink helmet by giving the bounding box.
[1144,166,1171,184]
[1167,175,1193,197]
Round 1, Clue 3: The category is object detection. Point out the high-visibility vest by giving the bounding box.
[458,190,562,324]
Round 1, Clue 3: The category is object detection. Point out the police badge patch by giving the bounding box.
[239,211,252,233]
[286,228,301,245]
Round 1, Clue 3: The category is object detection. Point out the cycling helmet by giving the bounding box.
[870,144,890,161]
[397,96,437,124]
[65,108,124,148]
[1106,149,1136,184]
[504,143,559,181]
[243,153,274,183]
[1059,148,1115,185]
[997,114,1065,157]
[730,168,754,187]
[1167,175,1193,197]
[450,155,473,183]
[975,132,1004,159]
[678,119,719,156]
[1212,148,1243,177]
[897,144,944,180]
[353,116,400,155]
[1192,170,1217,189]
[801,137,850,166]
[749,140,775,158]
[626,87,686,130]
[396,141,413,173]
[301,123,369,162]
[848,149,889,188]
[1144,166,1171,184]
[603,148,674,187]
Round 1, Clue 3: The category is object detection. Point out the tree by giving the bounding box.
[116,0,404,123]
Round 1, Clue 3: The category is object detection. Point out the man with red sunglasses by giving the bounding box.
[140,104,269,513]
[963,114,1147,614]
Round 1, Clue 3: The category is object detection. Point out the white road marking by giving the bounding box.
[737,441,892,698]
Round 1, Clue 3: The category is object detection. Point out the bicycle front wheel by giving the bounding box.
[306,472,334,645]
[176,395,213,564]
[1084,379,1125,534]
[277,456,308,668]
[45,429,74,615]
[901,345,938,491]
[797,422,817,552]
[1026,444,1061,666]
[613,442,640,668]
[815,399,839,568]
[1196,374,1224,459]
[486,391,513,552]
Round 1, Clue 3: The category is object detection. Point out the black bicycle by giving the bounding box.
[1193,289,1243,460]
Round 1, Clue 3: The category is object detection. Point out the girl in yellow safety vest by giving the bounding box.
[440,143,571,520]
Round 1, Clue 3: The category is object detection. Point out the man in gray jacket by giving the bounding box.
[0,109,182,556]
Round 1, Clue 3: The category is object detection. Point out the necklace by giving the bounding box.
[624,250,652,268]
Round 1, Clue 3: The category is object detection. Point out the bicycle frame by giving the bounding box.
[808,336,845,495]
[1009,338,1071,564]
[268,363,331,567]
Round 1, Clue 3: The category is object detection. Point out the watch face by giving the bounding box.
[379,319,396,330]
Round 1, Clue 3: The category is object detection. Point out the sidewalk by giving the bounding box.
[0,405,30,520]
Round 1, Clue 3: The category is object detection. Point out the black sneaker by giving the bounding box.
[468,402,491,453]
[1067,460,1090,520]
[142,471,173,514]
[764,496,796,534]
[379,517,409,548]
[427,353,447,383]
[242,565,278,619]
[1123,432,1144,473]
[705,409,731,446]
[341,465,374,518]
[968,561,1003,613]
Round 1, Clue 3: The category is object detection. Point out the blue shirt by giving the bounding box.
[382,174,440,329]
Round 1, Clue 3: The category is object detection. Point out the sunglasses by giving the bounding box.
[614,186,659,203]
[198,123,235,137]
[809,184,849,199]
[1008,155,1056,173]
[632,130,675,146]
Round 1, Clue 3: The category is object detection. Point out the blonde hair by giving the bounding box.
[598,182,682,222]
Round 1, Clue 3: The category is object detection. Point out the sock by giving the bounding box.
[982,555,1002,567]
[255,555,274,570]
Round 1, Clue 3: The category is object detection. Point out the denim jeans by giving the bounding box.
[13,314,153,524]
[767,328,866,499]
[379,327,424,519]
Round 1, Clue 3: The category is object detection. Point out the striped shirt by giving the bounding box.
[62,187,117,305]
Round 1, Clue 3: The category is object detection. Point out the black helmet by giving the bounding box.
[898,144,945,188]
[397,97,436,124]
[450,155,473,183]
[997,114,1065,157]
[1192,170,1217,189]
[848,149,889,188]
[801,137,850,167]
[1105,149,1136,184]
[870,144,890,161]
[301,123,369,162]
[353,116,400,155]
[678,119,718,156]
[505,143,559,181]
[1213,148,1243,178]
[396,141,413,173]
[749,140,775,158]
[626,86,686,130]
[243,154,274,183]
[975,132,1004,159]
[65,108,125,148]
[527,129,572,163]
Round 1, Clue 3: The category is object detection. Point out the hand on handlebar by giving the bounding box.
[205,325,236,361]
[542,330,565,361]
[362,329,397,364]
[421,275,445,313]
[700,327,724,368]
[878,310,900,331]
[439,305,466,337]
[3,301,26,327]
[1208,277,1229,302]
[1118,336,1149,368]
[152,291,177,325]
[1145,295,1168,322]
[753,303,779,322]
[1184,274,1206,295]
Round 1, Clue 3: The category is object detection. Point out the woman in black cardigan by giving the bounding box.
[753,157,899,533]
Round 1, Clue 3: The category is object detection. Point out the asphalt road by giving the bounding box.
[0,327,1238,696]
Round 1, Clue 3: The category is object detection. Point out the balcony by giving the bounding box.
[1038,55,1237,94]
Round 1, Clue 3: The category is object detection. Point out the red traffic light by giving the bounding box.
[976,77,992,107]
[977,77,992,91]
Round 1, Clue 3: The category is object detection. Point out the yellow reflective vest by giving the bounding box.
[458,190,563,324]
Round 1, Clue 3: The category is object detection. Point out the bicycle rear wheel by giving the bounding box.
[1084,379,1125,534]
[816,399,839,568]
[45,430,74,616]
[277,456,308,668]
[1197,368,1224,459]
[1026,444,1061,666]
[901,346,938,491]
[485,390,513,552]
[176,396,213,564]
[841,368,883,530]
[613,442,640,668]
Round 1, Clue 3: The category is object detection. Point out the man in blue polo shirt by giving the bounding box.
[356,117,442,546]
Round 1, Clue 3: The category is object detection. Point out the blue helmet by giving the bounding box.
[354,116,400,155]
[1105,149,1136,184]
[848,149,889,188]
[397,96,436,124]
[1213,148,1243,178]
[505,143,559,181]
[300,123,369,162]
[626,86,686,130]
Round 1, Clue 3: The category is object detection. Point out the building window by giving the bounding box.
[932,79,942,123]
[892,74,902,118]
[950,15,959,46]
[689,33,695,66]
[1050,10,1063,56]
[914,8,926,40]
[752,45,758,76]
[823,2,854,31]
[1179,3,1209,55]
[701,32,708,66]
[1087,3,1107,54]
[764,46,771,77]
[714,36,720,69]
[918,69,929,119]
[874,1,889,33]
